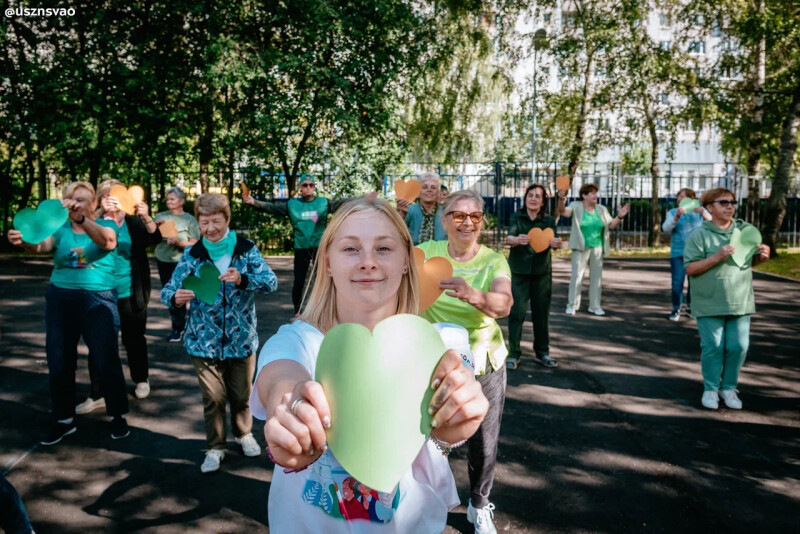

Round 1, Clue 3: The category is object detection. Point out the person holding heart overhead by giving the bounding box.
[684,188,770,411]
[7,181,131,444]
[252,196,488,533]
[558,183,629,316]
[74,179,162,415]
[662,188,711,321]
[161,193,278,473]
[505,183,562,370]
[416,189,514,534]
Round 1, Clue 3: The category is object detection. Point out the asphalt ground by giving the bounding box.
[0,255,798,533]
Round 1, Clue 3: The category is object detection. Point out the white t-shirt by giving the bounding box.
[250,320,472,534]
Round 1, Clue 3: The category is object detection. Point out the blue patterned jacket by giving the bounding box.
[160,235,278,360]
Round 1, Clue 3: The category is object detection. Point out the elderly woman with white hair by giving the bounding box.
[396,172,447,245]
[154,186,200,342]
[416,189,513,534]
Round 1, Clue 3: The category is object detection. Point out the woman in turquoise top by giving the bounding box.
[684,188,770,411]
[75,179,162,415]
[557,183,629,316]
[7,181,131,445]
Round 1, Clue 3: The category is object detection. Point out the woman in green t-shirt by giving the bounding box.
[75,179,162,415]
[684,188,770,411]
[557,183,629,316]
[8,181,131,444]
[417,190,513,534]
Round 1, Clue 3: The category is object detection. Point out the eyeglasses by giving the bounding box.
[710,200,736,207]
[300,183,316,188]
[447,211,484,224]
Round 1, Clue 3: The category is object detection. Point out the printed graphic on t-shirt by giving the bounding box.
[301,452,402,523]
[301,210,319,223]
[66,247,87,268]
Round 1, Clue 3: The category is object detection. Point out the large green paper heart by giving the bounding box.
[729,226,762,268]
[679,197,701,212]
[182,264,221,304]
[13,199,68,244]
[315,314,445,493]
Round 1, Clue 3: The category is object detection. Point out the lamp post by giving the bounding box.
[531,29,548,183]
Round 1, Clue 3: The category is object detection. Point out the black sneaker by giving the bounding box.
[41,421,77,445]
[168,329,183,343]
[111,416,130,440]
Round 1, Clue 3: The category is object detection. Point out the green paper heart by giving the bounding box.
[729,226,762,268]
[182,264,221,304]
[315,314,446,493]
[679,197,701,212]
[13,199,69,244]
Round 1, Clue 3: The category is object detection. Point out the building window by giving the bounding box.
[659,13,671,27]
[711,19,722,37]
[562,12,578,28]
[659,93,669,105]
[660,40,671,51]
[544,13,551,23]
[656,118,668,130]
[688,41,705,54]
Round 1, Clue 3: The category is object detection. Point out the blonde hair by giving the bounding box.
[62,181,96,201]
[95,179,124,217]
[298,197,419,333]
[195,193,231,221]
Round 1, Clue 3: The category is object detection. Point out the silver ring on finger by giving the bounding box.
[290,398,305,417]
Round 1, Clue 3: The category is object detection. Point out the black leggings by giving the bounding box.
[157,259,186,331]
[292,248,317,313]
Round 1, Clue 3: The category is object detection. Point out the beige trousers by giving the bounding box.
[568,246,604,311]
[191,355,256,450]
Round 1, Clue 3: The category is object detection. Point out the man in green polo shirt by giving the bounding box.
[243,175,351,314]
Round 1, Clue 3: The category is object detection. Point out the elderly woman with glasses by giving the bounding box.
[416,190,513,534]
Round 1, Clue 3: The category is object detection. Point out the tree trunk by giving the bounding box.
[227,150,235,204]
[762,80,800,256]
[643,92,661,247]
[746,0,766,226]
[567,53,594,180]
[198,99,214,194]
[38,153,47,201]
[89,123,105,188]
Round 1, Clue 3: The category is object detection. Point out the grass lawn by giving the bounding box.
[754,250,800,280]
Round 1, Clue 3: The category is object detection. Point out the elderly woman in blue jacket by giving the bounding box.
[161,193,278,474]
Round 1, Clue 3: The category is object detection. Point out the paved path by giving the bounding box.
[0,255,798,533]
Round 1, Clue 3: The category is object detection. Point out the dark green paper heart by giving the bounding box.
[315,314,446,493]
[182,264,221,304]
[13,199,69,244]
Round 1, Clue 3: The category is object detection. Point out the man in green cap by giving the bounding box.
[243,175,355,314]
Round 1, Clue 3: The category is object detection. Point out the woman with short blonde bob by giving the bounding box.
[252,196,488,533]
[8,181,131,444]
[162,193,278,473]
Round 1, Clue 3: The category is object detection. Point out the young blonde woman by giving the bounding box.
[161,193,278,473]
[252,197,488,533]
[684,188,770,410]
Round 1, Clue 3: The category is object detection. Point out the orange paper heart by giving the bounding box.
[528,227,555,253]
[241,182,250,197]
[159,219,178,238]
[109,184,144,215]
[414,248,453,312]
[395,179,422,203]
[555,175,570,192]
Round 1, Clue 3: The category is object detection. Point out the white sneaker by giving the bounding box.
[467,501,497,534]
[719,389,743,410]
[565,307,576,316]
[701,391,719,410]
[75,397,105,415]
[200,449,225,473]
[235,433,262,457]
[134,381,150,399]
[588,307,606,316]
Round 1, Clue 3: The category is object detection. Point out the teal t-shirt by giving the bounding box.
[50,220,118,291]
[581,210,604,248]
[113,219,132,298]
[154,212,201,263]
[683,219,756,317]
[288,196,329,249]
[417,240,512,374]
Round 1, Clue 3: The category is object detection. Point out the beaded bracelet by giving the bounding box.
[429,435,467,457]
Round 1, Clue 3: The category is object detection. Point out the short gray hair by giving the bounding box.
[166,187,186,201]
[419,172,440,187]
[442,189,484,215]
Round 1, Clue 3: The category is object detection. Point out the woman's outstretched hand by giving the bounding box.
[428,349,488,445]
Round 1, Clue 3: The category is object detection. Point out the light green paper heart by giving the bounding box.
[315,314,446,493]
[729,226,762,268]
[679,197,701,212]
[13,199,69,244]
[182,264,221,304]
